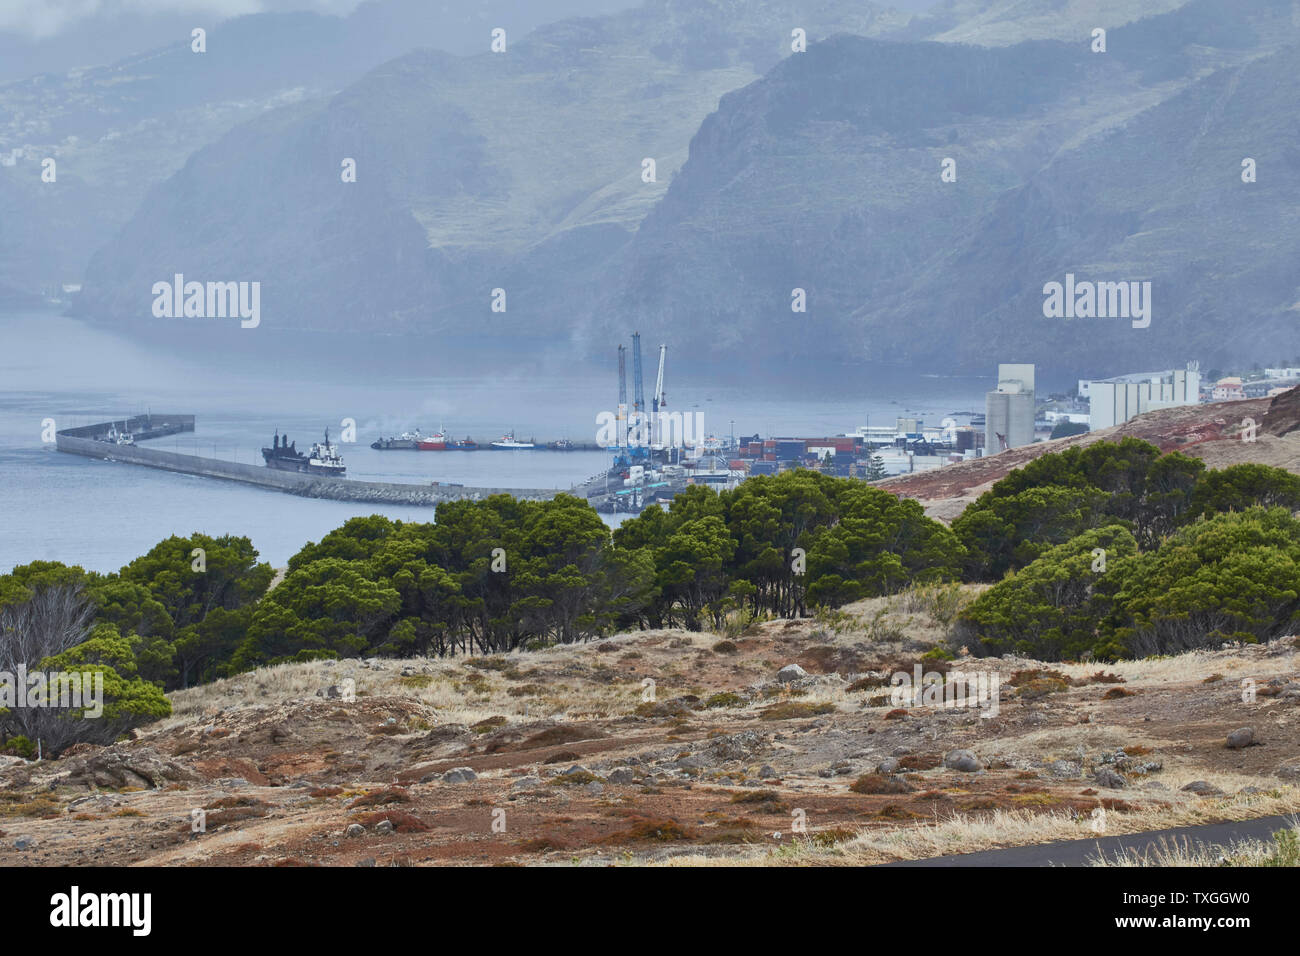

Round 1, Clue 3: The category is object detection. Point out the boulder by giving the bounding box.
[943,749,983,773]
[62,746,195,790]
[1225,727,1256,749]
[441,767,477,784]
[1094,768,1126,789]
[776,664,808,684]
[1180,780,1225,796]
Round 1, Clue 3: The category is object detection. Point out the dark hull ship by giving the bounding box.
[262,429,346,477]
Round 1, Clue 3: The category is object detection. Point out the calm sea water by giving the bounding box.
[0,310,986,572]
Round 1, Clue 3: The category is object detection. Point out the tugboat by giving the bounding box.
[262,429,346,477]
[449,436,478,450]
[490,432,535,450]
[371,429,424,450]
[99,423,135,446]
[417,430,448,451]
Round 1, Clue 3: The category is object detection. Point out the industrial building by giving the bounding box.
[985,364,1036,451]
[1086,365,1201,429]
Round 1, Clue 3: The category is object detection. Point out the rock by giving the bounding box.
[1046,760,1082,779]
[1141,781,1169,791]
[424,724,470,744]
[758,764,778,779]
[319,684,351,699]
[606,768,637,785]
[356,857,376,867]
[1180,780,1225,796]
[441,767,477,784]
[776,664,808,684]
[1274,760,1300,780]
[345,824,364,838]
[818,768,834,778]
[14,836,34,850]
[1094,768,1126,789]
[943,749,983,773]
[584,781,604,796]
[1238,786,1269,796]
[61,746,196,790]
[703,731,767,764]
[877,757,901,774]
[1226,727,1256,749]
[511,775,542,790]
[375,819,395,835]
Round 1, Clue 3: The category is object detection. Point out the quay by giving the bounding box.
[55,415,567,506]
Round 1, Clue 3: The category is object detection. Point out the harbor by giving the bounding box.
[55,415,566,506]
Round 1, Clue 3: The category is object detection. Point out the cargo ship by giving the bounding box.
[262,429,346,477]
[490,432,535,450]
[371,429,425,450]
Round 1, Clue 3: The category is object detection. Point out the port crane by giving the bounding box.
[651,344,667,448]
[617,344,628,458]
[629,332,649,458]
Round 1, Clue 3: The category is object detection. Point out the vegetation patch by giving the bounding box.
[704,692,745,709]
[347,788,411,809]
[850,774,915,795]
[759,701,835,721]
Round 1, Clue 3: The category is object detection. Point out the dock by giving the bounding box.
[55,415,567,506]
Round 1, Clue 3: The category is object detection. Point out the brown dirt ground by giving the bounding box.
[1,605,1296,867]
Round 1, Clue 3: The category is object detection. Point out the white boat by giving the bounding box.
[490,432,535,450]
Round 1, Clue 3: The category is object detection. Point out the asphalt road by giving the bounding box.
[881,813,1298,866]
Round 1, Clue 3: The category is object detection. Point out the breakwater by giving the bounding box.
[56,416,568,506]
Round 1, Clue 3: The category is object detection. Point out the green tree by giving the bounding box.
[958,525,1138,661]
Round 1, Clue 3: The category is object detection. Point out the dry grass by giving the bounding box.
[1089,821,1300,867]
[655,790,1300,867]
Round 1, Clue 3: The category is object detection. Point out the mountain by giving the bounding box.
[594,0,1300,374]
[0,0,641,304]
[71,0,915,343]
[69,0,1300,377]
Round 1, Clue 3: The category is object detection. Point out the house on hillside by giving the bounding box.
[1212,377,1246,401]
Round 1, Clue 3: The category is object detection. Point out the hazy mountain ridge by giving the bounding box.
[588,0,1300,373]
[0,0,642,304]
[72,0,916,337]
[63,0,1300,376]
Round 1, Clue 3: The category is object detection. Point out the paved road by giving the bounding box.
[881,813,1298,866]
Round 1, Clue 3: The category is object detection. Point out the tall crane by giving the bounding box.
[651,344,667,448]
[616,344,627,455]
[631,332,645,453]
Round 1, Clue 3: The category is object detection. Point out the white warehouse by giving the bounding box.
[1087,366,1201,429]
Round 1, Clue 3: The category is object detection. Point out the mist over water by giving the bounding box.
[2,310,987,572]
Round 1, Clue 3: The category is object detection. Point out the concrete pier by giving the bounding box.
[55,416,568,506]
